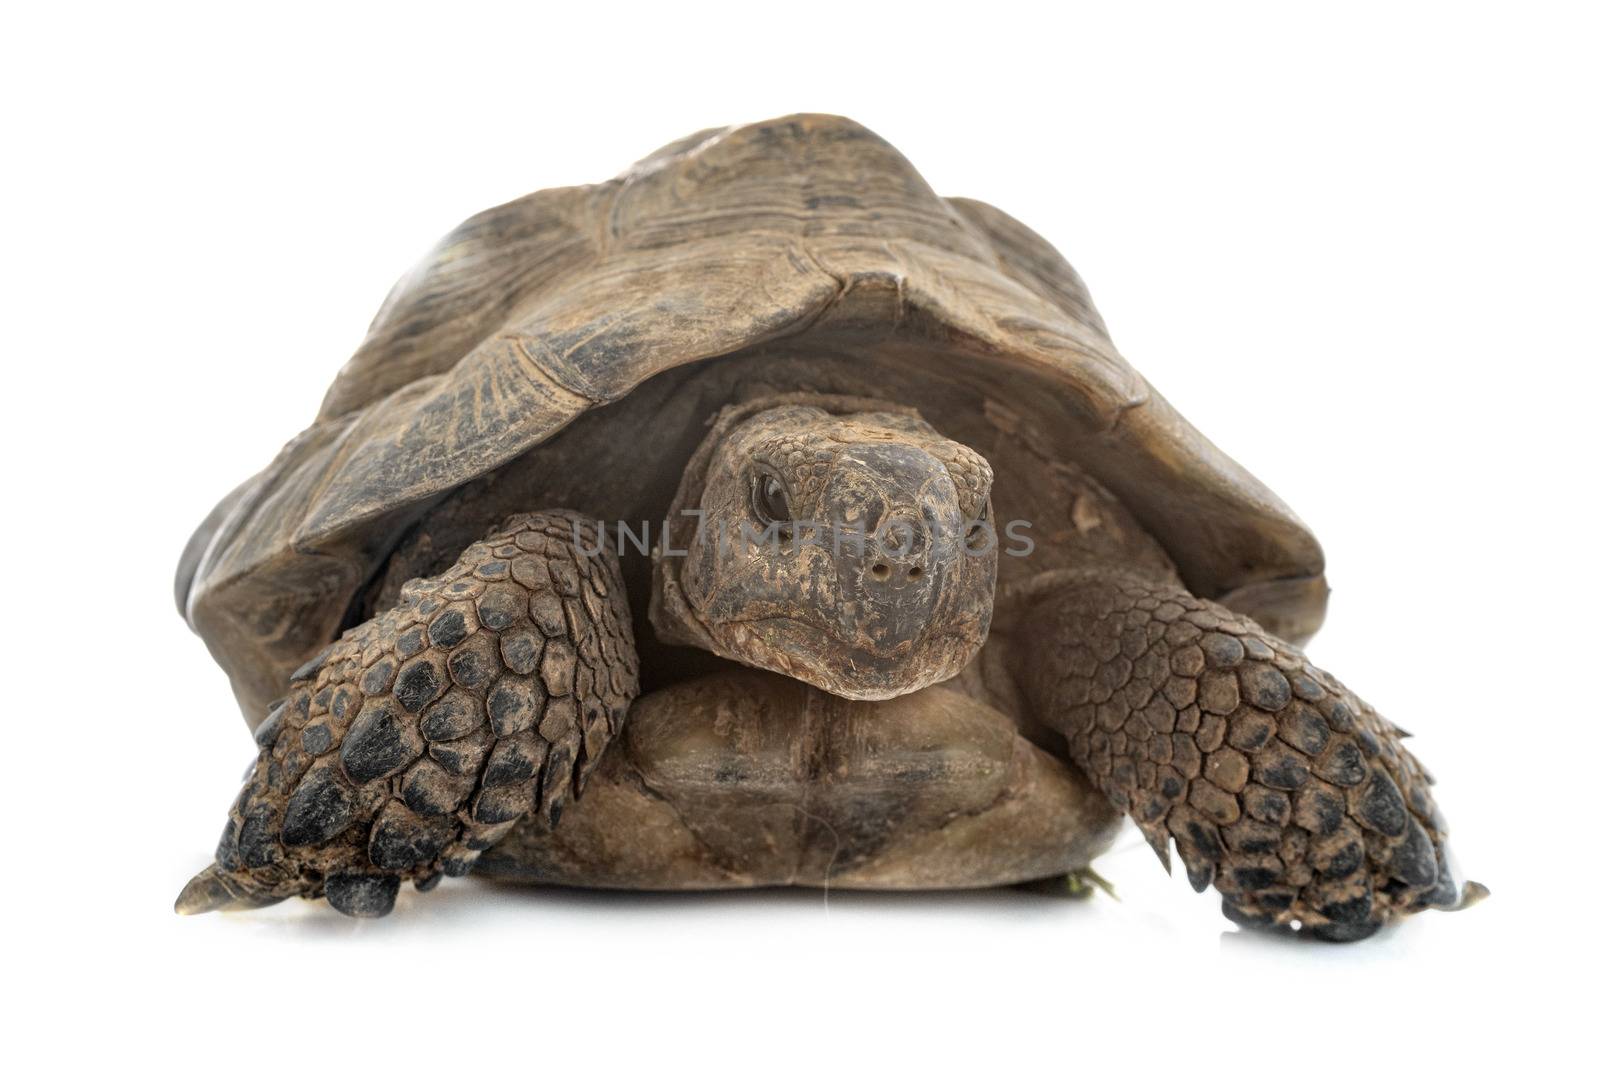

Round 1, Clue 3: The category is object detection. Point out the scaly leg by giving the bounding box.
[1018,568,1482,940]
[177,511,638,917]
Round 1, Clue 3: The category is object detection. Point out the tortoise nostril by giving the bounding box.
[870,563,891,581]
[908,566,924,579]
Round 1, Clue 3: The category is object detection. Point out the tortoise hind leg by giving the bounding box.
[177,511,639,918]
[1015,567,1482,940]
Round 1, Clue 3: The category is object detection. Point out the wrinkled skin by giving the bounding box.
[652,401,997,700]
[182,397,1476,939]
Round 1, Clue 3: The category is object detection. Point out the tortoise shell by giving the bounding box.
[179,113,1325,725]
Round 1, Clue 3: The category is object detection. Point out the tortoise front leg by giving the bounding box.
[1015,568,1481,940]
[176,511,638,918]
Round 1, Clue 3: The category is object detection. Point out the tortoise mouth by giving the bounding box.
[707,615,981,701]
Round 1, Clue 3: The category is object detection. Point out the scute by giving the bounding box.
[181,113,1326,728]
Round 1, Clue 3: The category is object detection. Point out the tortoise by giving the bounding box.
[175,113,1480,939]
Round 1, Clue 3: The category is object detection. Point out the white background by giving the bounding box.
[5,1,1595,1062]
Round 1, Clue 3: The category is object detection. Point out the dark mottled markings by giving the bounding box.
[395,628,426,659]
[368,803,451,870]
[429,731,491,776]
[473,783,530,824]
[529,593,565,636]
[330,687,356,722]
[1227,711,1274,751]
[200,511,638,919]
[500,630,543,674]
[301,722,334,756]
[1254,743,1310,790]
[1357,770,1409,838]
[282,765,357,845]
[214,817,242,872]
[420,691,484,741]
[394,659,445,712]
[483,734,548,787]
[1315,738,1367,786]
[1279,705,1330,756]
[487,675,543,735]
[1201,633,1244,667]
[237,810,280,867]
[340,699,423,783]
[1318,893,1373,925]
[476,586,525,630]
[441,856,475,878]
[447,641,495,690]
[1293,784,1344,835]
[1032,572,1454,939]
[401,761,474,815]
[360,658,396,695]
[325,874,400,918]
[1312,833,1364,878]
[428,609,471,649]
[1239,664,1291,712]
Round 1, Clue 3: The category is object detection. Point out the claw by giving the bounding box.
[174,864,281,916]
[1441,880,1491,912]
[1139,823,1172,875]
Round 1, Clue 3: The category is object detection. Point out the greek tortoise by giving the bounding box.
[175,114,1482,939]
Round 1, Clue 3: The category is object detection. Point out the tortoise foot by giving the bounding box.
[176,511,638,917]
[1023,569,1477,939]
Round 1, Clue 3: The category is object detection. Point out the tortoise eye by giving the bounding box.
[752,472,792,526]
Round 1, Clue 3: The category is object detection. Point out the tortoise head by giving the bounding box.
[651,396,997,700]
